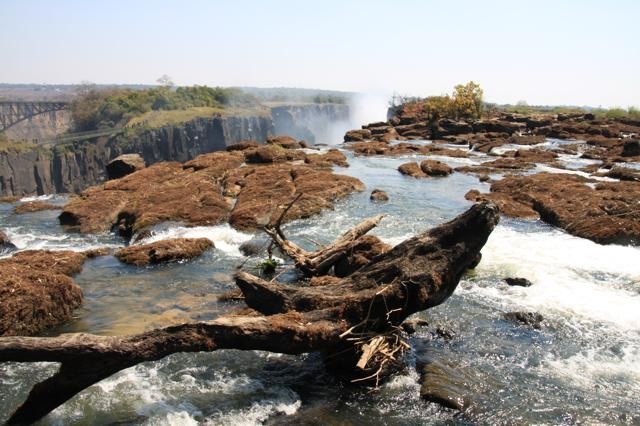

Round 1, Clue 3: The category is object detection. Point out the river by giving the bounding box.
[1,141,639,425]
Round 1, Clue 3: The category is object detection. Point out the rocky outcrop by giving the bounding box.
[0,250,85,336]
[13,200,59,214]
[466,172,640,245]
[106,154,145,180]
[59,148,364,238]
[114,238,214,266]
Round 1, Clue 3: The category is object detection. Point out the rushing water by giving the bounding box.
[1,143,639,425]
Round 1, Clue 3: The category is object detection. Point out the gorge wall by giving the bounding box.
[0,104,350,196]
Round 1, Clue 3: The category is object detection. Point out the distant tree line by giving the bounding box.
[71,86,258,131]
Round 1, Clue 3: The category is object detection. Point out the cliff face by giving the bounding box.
[3,109,72,142]
[0,104,350,196]
[0,115,272,196]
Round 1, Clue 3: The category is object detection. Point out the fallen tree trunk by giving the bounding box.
[0,202,499,424]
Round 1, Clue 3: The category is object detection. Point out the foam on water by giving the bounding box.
[138,224,253,257]
[535,163,617,181]
[468,223,640,330]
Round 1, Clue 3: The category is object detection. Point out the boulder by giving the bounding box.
[605,166,640,182]
[333,235,391,277]
[114,238,213,266]
[369,189,389,202]
[420,160,453,176]
[304,149,349,167]
[504,277,533,287]
[503,311,544,329]
[621,140,640,157]
[106,154,145,180]
[0,250,86,336]
[398,162,426,178]
[226,140,260,151]
[344,129,372,142]
[14,200,59,214]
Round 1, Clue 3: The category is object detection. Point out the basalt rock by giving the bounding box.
[504,277,533,287]
[106,154,145,180]
[114,238,214,266]
[266,135,303,149]
[420,160,453,177]
[13,200,60,214]
[243,145,306,164]
[469,172,640,245]
[622,140,640,157]
[0,250,86,336]
[370,189,389,202]
[419,356,477,411]
[504,311,544,329]
[226,140,261,151]
[344,129,372,142]
[304,149,349,168]
[604,166,640,182]
[398,162,426,178]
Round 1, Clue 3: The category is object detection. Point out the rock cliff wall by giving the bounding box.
[0,104,350,196]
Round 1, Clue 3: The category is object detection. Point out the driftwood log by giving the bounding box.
[0,202,499,424]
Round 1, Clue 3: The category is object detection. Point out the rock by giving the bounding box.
[465,189,540,219]
[182,151,244,173]
[0,229,16,254]
[239,239,267,256]
[333,235,392,277]
[401,318,429,334]
[605,166,640,182]
[370,189,389,202]
[513,148,558,163]
[471,172,640,245]
[0,195,22,203]
[60,161,233,239]
[13,200,59,214]
[266,135,300,149]
[114,238,214,266]
[106,154,145,180]
[503,311,544,329]
[0,250,86,336]
[398,162,426,178]
[622,140,640,157]
[243,145,305,164]
[83,247,112,258]
[472,120,525,135]
[228,164,364,230]
[304,149,349,167]
[504,277,533,287]
[420,160,453,176]
[479,174,491,183]
[226,140,260,151]
[344,129,372,142]
[419,357,474,411]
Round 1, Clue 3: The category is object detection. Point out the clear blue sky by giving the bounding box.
[1,0,638,107]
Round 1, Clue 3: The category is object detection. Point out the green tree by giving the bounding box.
[452,81,484,119]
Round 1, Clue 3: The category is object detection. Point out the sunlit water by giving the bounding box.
[1,144,639,425]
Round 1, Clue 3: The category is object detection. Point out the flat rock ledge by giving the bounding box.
[114,238,214,266]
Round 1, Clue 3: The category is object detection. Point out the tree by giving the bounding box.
[452,81,484,120]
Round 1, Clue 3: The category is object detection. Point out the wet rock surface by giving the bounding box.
[503,311,544,329]
[504,277,534,287]
[114,238,214,266]
[0,229,16,254]
[419,357,476,411]
[369,189,389,202]
[0,250,86,336]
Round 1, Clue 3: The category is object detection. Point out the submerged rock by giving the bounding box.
[14,200,59,214]
[504,311,544,329]
[419,357,475,411]
[106,153,145,180]
[114,238,214,266]
[0,250,86,336]
[504,277,534,287]
[370,189,389,202]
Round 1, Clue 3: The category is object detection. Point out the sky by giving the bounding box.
[1,0,639,107]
